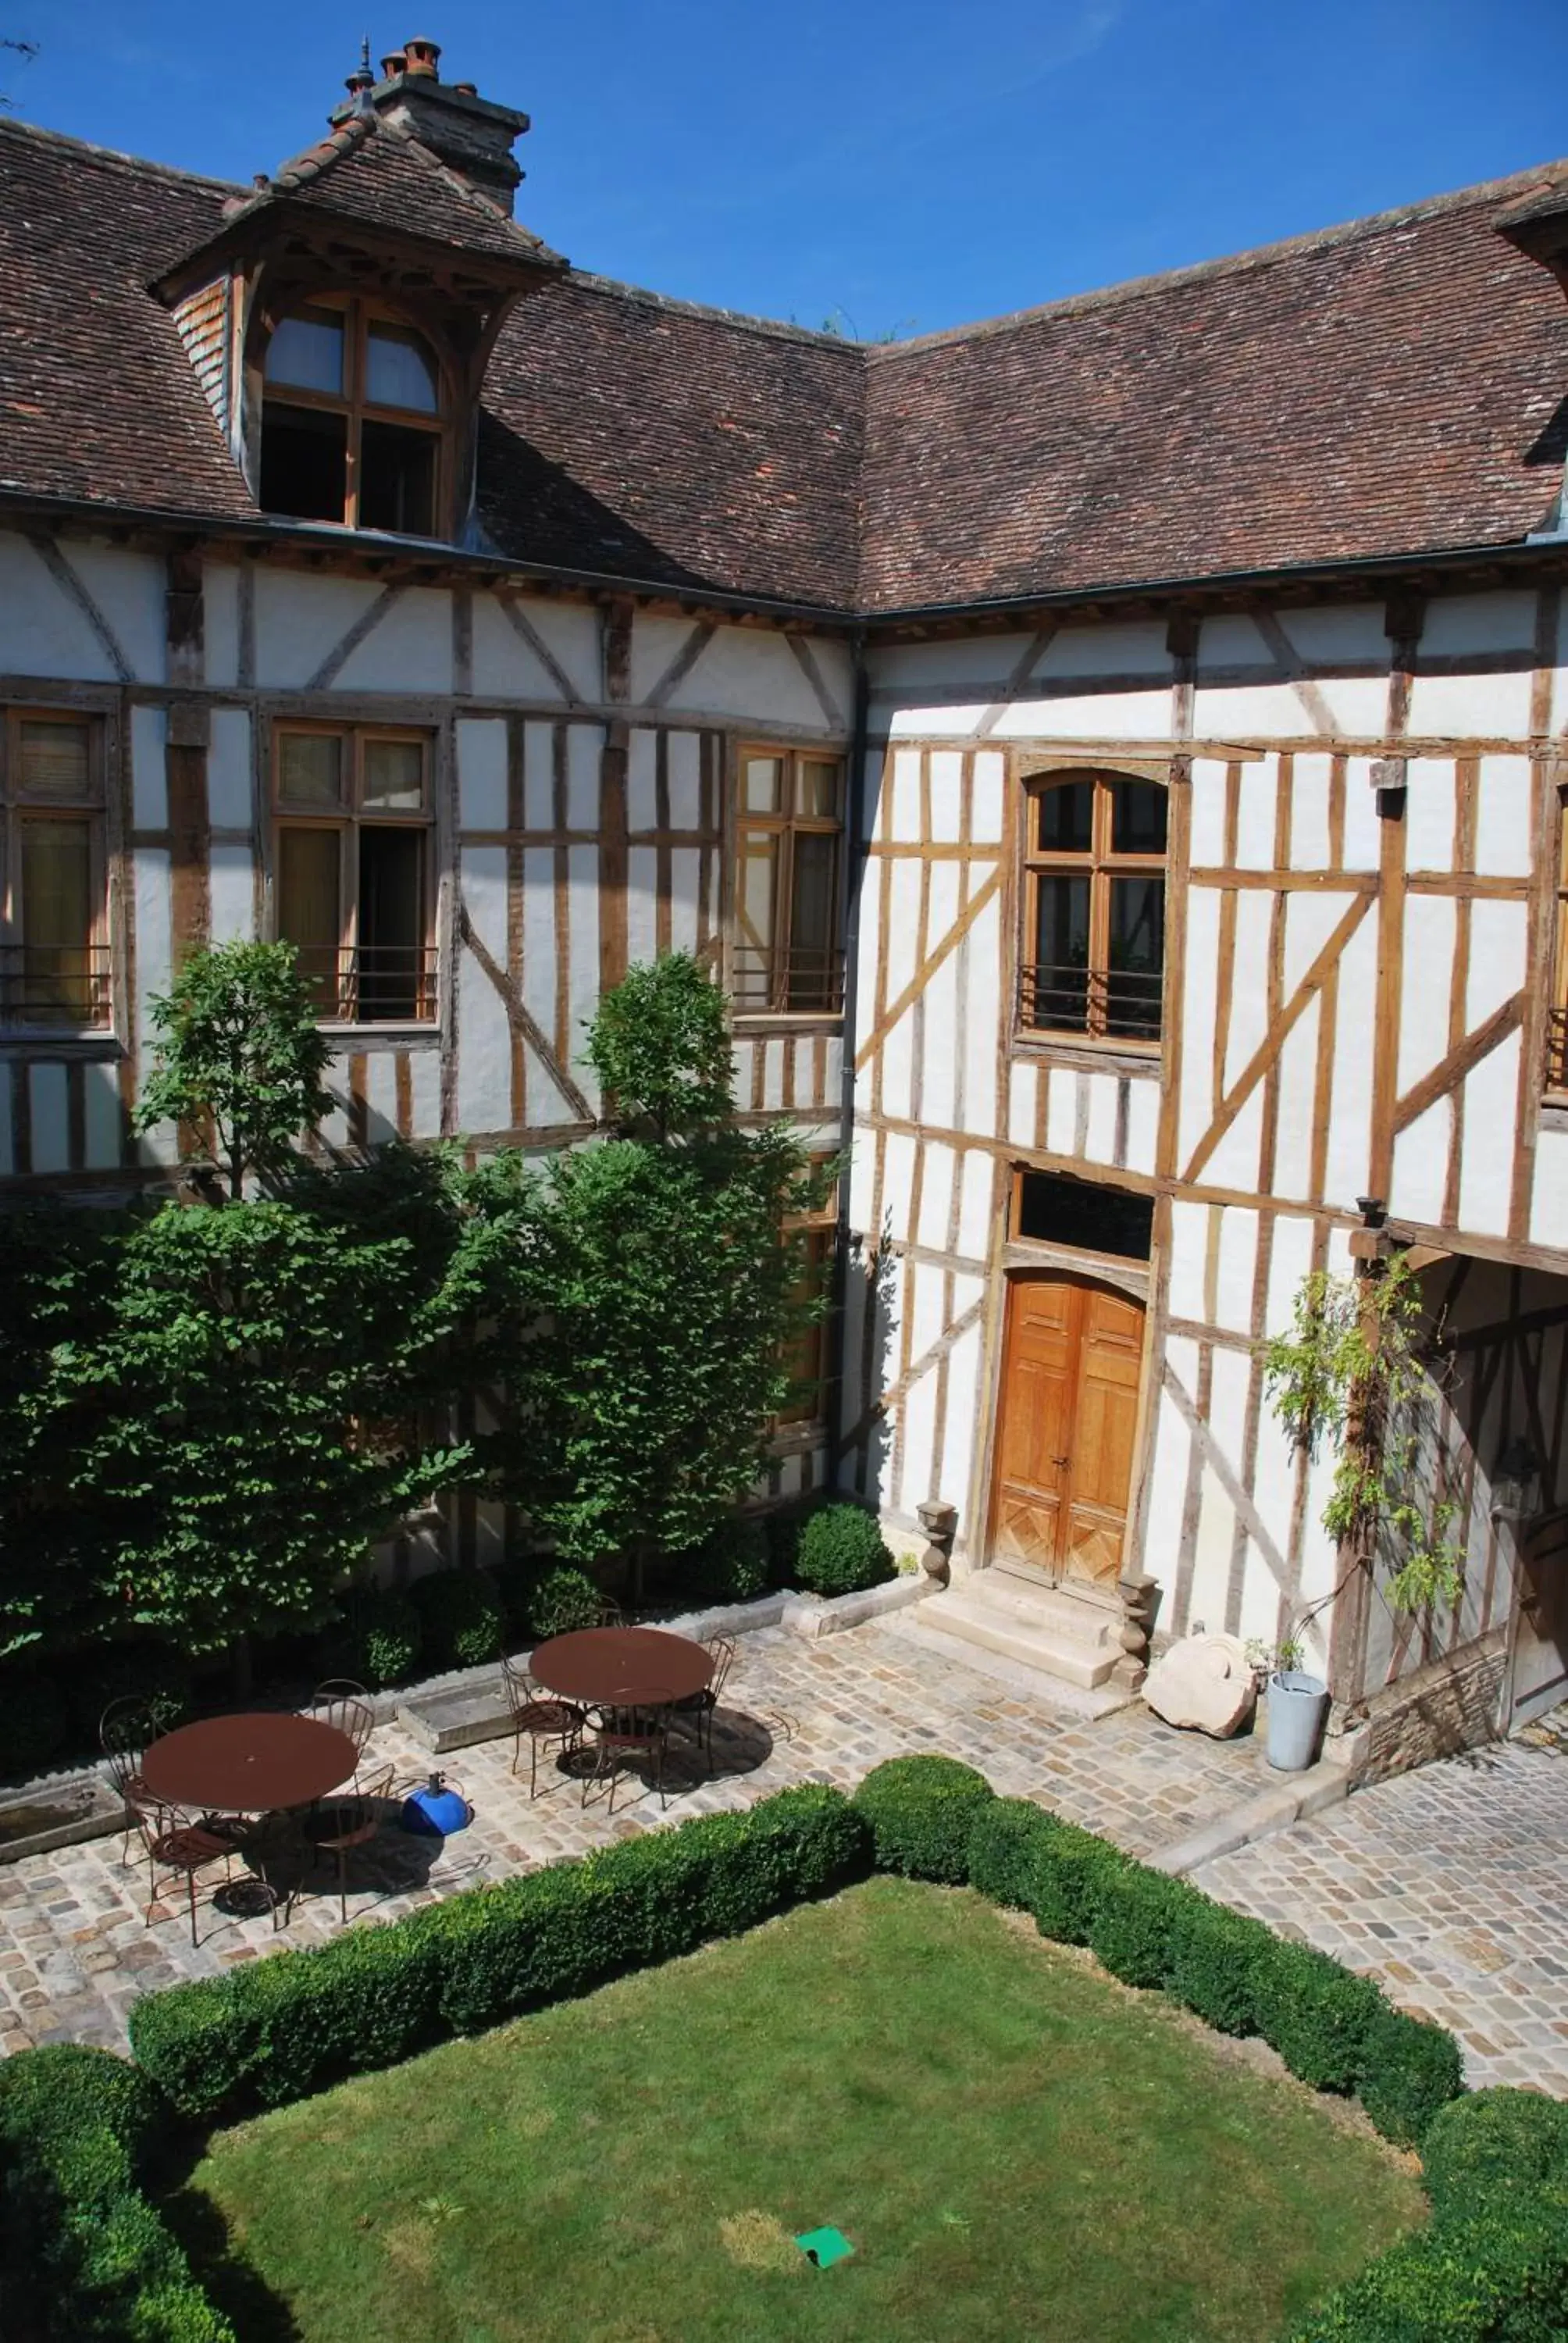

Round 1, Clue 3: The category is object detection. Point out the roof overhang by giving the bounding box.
[151,194,565,309]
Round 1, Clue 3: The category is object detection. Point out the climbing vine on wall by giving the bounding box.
[1263,1257,1465,1614]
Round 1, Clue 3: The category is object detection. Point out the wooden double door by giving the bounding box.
[990,1270,1145,1591]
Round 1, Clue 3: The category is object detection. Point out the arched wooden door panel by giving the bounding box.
[990,1271,1145,1592]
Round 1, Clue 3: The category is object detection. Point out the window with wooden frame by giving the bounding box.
[1020,769,1167,1046]
[775,1158,839,1430]
[734,747,845,1016]
[258,298,448,537]
[273,724,436,1024]
[0,711,110,1029]
[1550,786,1568,1093]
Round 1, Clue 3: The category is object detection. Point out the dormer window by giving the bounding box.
[259,298,446,536]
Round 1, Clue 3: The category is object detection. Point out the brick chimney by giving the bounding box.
[332,37,530,214]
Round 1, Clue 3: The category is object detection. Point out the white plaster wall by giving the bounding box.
[67,545,166,683]
[82,1060,122,1170]
[471,595,574,702]
[204,565,241,688]
[252,572,387,689]
[0,536,122,680]
[209,845,254,943]
[457,717,508,830]
[333,587,453,696]
[130,706,168,830]
[208,709,252,830]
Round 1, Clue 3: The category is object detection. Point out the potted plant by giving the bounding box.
[1246,1634,1329,1772]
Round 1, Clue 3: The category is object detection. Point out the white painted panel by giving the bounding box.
[958,896,1000,1136]
[889,749,923,843]
[629,614,697,704]
[1341,760,1381,871]
[1085,1074,1117,1165]
[1192,684,1312,736]
[1282,887,1356,997]
[911,1257,946,1361]
[1125,1079,1158,1175]
[209,845,252,943]
[848,1127,875,1235]
[28,1065,70,1175]
[461,846,508,958]
[882,1130,917,1243]
[1406,669,1534,739]
[1312,677,1392,733]
[917,1142,955,1250]
[970,751,1004,843]
[1177,887,1220,1164]
[1041,619,1171,678]
[1142,1387,1192,1591]
[922,925,959,1134]
[82,1059,122,1168]
[869,635,1032,693]
[333,587,452,694]
[130,706,167,829]
[1205,1084,1265,1197]
[1271,996,1319,1202]
[1287,753,1332,871]
[732,1040,754,1108]
[1423,591,1537,656]
[1199,615,1272,670]
[953,1149,992,1262]
[1404,757,1456,872]
[254,572,383,689]
[881,1006,913,1124]
[204,565,241,688]
[471,595,567,701]
[457,719,508,832]
[1046,1067,1075,1157]
[926,856,961,950]
[565,843,601,1114]
[132,845,172,1044]
[566,726,601,832]
[207,708,251,831]
[522,721,556,831]
[669,848,700,957]
[853,863,881,1111]
[1214,1206,1257,1335]
[627,844,658,970]
[1323,913,1376,1208]
[0,534,115,679]
[1268,603,1386,665]
[1392,1099,1452,1228]
[521,846,557,1047]
[456,946,511,1136]
[1264,1210,1316,1338]
[861,747,886,843]
[1223,892,1272,1092]
[515,600,602,703]
[1476,755,1533,878]
[900,1357,939,1514]
[1466,898,1527,1030]
[1188,759,1228,867]
[823,1035,843,1110]
[940,1321,981,1516]
[1396,896,1456,1094]
[994,690,1172,740]
[363,1054,400,1145]
[408,1050,441,1139]
[64,544,165,682]
[1235,766,1275,869]
[1458,1030,1521,1237]
[668,732,702,831]
[929,750,963,843]
[627,729,659,834]
[1167,1200,1208,1325]
[670,626,825,729]
[1009,1061,1038,1148]
[1531,1126,1568,1248]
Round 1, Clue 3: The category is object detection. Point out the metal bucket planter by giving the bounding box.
[1266,1671,1330,1771]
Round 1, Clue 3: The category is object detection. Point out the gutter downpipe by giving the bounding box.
[827,631,871,1497]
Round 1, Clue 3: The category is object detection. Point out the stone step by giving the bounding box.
[888,1607,1131,1721]
[918,1577,1123,1690]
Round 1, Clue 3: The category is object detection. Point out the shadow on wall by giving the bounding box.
[838,1216,898,1510]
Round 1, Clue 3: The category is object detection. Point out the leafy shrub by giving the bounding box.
[410,1569,504,1671]
[522,1564,604,1641]
[1256,1938,1388,2095]
[1027,1817,1133,1946]
[130,1785,870,2122]
[1167,1894,1276,2038]
[966,1795,1063,1909]
[1356,2004,1466,2149]
[1423,2089,1568,2223]
[1290,2198,1568,2341]
[668,1516,770,1608]
[351,1586,422,1689]
[67,1649,193,1742]
[0,1668,68,1781]
[0,2044,231,2341]
[853,1754,993,1883]
[793,1502,896,1596]
[1089,1865,1201,1992]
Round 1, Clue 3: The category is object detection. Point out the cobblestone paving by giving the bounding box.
[1193,1730,1568,2095]
[0,1617,1562,2096]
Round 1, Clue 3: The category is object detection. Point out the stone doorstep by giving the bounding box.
[1147,1757,1352,1878]
[914,1578,1122,1691]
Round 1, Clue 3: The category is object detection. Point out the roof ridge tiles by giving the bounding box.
[0,111,243,199]
[866,152,1568,362]
[561,267,872,354]
[219,110,556,256]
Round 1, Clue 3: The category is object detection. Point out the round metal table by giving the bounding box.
[529,1626,714,1708]
[138,1713,360,1815]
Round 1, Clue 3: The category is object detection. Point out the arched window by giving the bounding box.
[1021,769,1166,1043]
[258,299,445,537]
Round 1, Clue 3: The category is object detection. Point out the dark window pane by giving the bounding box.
[786,831,839,1010]
[260,402,347,522]
[360,421,437,535]
[1035,776,1094,854]
[1016,1172,1153,1261]
[1110,776,1167,855]
[358,827,426,1020]
[1028,873,1091,1030]
[1106,876,1164,1039]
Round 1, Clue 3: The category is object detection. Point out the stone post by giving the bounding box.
[1113,1571,1160,1692]
[915,1499,957,1588]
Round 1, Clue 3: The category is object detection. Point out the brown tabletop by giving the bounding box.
[529,1627,715,1707]
[138,1713,360,1813]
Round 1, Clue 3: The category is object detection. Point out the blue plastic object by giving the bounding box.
[401,1773,472,1837]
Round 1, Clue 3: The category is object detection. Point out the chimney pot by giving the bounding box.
[380,50,407,80]
[403,35,441,77]
[452,80,476,96]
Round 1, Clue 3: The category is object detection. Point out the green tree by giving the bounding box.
[478,954,832,1593]
[133,940,332,1199]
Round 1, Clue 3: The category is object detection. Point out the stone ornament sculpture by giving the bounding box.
[1142,1629,1257,1739]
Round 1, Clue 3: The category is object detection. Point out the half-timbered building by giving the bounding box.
[4,40,1568,1768]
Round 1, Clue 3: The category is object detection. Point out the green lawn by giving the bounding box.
[186,1878,1424,2343]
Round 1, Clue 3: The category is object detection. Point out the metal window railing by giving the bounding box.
[732,946,846,1017]
[0,943,113,1029]
[1548,1004,1568,1093]
[294,944,439,1024]
[1018,959,1163,1043]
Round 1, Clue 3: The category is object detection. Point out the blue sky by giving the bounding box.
[6,2,1567,336]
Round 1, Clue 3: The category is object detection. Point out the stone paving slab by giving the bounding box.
[1192,1730,1568,2096]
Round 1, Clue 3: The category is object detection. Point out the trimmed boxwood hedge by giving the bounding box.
[1288,2198,1568,2341]
[1421,2088,1568,2224]
[853,1754,994,1883]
